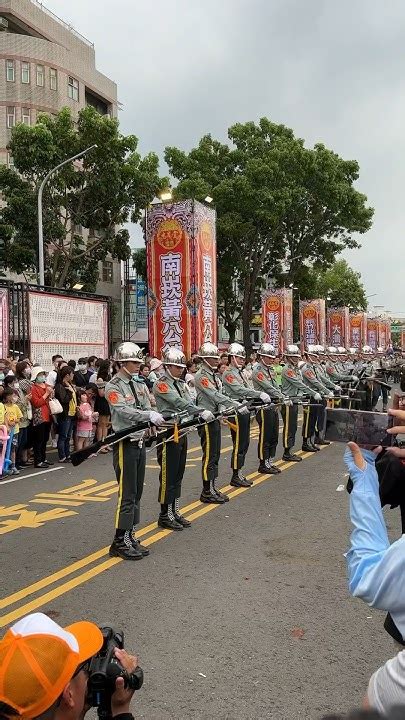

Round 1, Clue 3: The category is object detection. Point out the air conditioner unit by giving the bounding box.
[0,17,9,30]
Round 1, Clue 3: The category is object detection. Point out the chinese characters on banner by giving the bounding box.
[28,292,109,369]
[261,288,293,354]
[194,208,217,349]
[0,288,9,358]
[146,200,217,357]
[377,319,391,350]
[327,307,349,347]
[299,299,326,349]
[349,312,367,349]
[367,319,378,351]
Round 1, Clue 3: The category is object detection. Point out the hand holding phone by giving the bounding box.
[325,409,395,447]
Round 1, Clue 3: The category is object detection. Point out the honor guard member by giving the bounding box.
[281,345,322,461]
[300,347,332,450]
[222,342,271,488]
[153,347,214,530]
[314,346,341,394]
[325,347,357,384]
[194,342,241,504]
[251,343,285,474]
[106,342,165,561]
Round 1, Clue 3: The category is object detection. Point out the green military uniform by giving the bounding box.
[301,361,330,444]
[325,360,353,384]
[194,363,237,499]
[251,360,283,468]
[106,369,152,534]
[153,370,201,516]
[281,362,319,452]
[222,364,263,474]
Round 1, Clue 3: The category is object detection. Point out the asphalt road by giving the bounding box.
[0,420,400,719]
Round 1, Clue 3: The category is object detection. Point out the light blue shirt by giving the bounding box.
[345,447,405,638]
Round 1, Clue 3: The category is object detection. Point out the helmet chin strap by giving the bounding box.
[166,365,182,380]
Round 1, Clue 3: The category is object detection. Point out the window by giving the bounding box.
[6,106,15,129]
[36,64,44,87]
[21,61,30,84]
[22,108,31,126]
[101,260,113,283]
[6,59,15,82]
[50,67,57,90]
[68,76,79,101]
[7,152,15,170]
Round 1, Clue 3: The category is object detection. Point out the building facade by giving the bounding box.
[0,0,122,342]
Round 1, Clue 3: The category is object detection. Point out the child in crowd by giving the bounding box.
[3,386,23,475]
[76,389,98,451]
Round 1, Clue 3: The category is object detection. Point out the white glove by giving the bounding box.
[328,391,334,399]
[260,392,271,403]
[352,375,359,382]
[149,411,165,426]
[237,404,250,415]
[283,397,293,406]
[334,385,341,392]
[200,409,215,422]
[314,393,322,402]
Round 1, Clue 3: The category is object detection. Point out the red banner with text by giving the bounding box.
[367,319,378,351]
[146,200,217,357]
[261,288,293,355]
[299,299,326,349]
[327,307,349,347]
[349,312,367,349]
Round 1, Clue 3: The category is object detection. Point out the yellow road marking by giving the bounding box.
[59,479,98,494]
[0,447,330,624]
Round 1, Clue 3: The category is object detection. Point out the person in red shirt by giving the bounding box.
[30,366,53,468]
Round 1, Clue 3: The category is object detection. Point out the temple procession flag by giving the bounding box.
[377,319,391,350]
[261,288,293,354]
[146,199,217,357]
[367,318,378,351]
[349,312,367,349]
[327,307,349,348]
[299,299,326,349]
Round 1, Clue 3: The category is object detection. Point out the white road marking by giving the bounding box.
[0,467,63,485]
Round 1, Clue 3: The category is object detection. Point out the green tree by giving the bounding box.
[313,259,367,310]
[132,246,147,281]
[165,119,373,352]
[0,106,165,289]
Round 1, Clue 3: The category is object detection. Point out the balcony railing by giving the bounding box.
[32,0,94,48]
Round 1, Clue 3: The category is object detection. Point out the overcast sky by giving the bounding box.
[48,0,404,315]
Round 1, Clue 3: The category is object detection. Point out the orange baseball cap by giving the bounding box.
[0,612,103,719]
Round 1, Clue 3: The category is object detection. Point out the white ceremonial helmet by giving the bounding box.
[114,342,144,363]
[257,343,276,358]
[285,344,301,357]
[162,347,187,367]
[228,343,246,359]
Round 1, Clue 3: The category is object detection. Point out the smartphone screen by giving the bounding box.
[325,409,394,446]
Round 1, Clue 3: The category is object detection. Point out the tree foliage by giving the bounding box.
[165,118,374,351]
[0,107,165,289]
[312,259,367,310]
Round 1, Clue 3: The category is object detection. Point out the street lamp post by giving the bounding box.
[37,144,97,286]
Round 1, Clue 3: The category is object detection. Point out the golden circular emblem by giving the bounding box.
[266,297,280,311]
[200,221,212,252]
[368,321,377,330]
[330,313,342,323]
[351,316,361,327]
[303,305,316,319]
[156,219,183,250]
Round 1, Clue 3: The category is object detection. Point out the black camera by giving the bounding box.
[87,627,143,719]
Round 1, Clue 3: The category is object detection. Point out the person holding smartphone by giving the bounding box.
[345,412,405,646]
